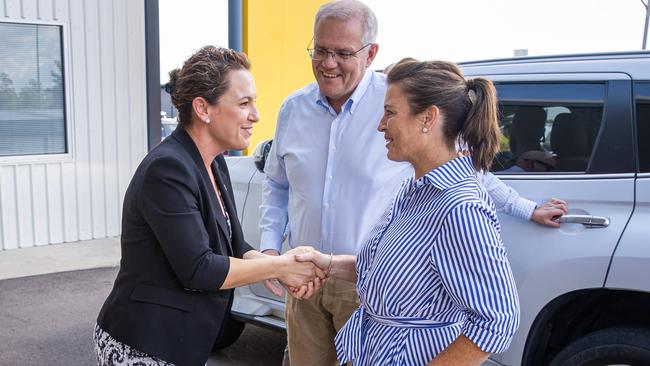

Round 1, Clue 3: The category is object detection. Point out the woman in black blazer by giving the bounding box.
[95,46,323,366]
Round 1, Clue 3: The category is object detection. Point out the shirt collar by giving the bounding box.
[413,156,477,191]
[315,69,373,116]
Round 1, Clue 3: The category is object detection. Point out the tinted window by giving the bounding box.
[0,22,66,156]
[492,83,605,174]
[636,82,650,172]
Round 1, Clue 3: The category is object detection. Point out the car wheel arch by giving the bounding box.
[522,288,650,366]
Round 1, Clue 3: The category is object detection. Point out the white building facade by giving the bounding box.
[0,0,150,250]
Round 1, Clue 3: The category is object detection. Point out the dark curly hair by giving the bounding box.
[166,46,251,127]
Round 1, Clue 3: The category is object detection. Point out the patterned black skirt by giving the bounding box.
[93,324,175,366]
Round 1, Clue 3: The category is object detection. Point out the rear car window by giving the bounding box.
[491,83,605,174]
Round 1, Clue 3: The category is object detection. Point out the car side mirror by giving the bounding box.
[253,139,273,173]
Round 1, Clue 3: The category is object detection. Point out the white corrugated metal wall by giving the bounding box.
[0,0,148,250]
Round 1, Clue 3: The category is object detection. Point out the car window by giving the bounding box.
[635,82,650,173]
[491,83,605,174]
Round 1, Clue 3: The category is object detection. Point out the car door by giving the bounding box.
[468,73,636,365]
[227,151,289,329]
[605,81,650,291]
[239,168,295,303]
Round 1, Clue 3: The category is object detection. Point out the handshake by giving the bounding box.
[263,246,332,300]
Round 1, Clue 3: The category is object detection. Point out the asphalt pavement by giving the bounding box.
[0,241,286,366]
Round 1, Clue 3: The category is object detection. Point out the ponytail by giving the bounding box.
[461,78,500,172]
[388,59,501,172]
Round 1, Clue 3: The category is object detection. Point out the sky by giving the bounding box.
[158,0,229,83]
[159,0,648,83]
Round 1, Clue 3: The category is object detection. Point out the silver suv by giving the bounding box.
[224,52,650,365]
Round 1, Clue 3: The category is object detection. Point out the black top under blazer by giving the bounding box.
[97,127,254,366]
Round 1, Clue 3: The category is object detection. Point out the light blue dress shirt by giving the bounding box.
[260,70,410,255]
[259,69,537,255]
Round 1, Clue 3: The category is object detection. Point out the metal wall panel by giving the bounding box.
[15,165,33,247]
[0,0,147,250]
[31,164,49,246]
[46,163,64,244]
[0,166,18,249]
[99,0,120,237]
[5,0,20,18]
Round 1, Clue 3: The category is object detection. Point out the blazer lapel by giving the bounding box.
[212,161,234,255]
[171,128,232,254]
[215,155,248,258]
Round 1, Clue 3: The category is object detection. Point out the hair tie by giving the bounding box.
[164,82,174,95]
[468,89,477,104]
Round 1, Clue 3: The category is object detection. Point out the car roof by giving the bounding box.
[459,51,650,80]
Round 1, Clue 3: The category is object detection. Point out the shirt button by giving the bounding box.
[328,175,332,180]
[324,203,330,208]
[331,145,336,150]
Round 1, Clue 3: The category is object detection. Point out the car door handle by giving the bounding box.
[556,214,610,228]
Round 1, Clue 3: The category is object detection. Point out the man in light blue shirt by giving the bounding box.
[260,59,409,258]
[259,1,565,364]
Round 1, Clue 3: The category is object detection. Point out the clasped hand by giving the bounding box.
[264,247,331,300]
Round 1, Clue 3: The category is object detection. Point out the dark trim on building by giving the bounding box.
[145,0,161,151]
[228,0,243,52]
[228,0,244,156]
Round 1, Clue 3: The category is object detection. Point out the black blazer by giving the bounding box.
[97,127,254,366]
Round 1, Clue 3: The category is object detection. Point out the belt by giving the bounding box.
[334,306,459,364]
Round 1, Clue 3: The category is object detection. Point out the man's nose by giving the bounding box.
[321,52,338,68]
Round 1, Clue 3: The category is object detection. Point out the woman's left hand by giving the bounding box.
[287,276,327,300]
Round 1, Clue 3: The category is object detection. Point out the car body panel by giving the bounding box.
[460,52,650,80]
[490,176,634,364]
[223,156,252,223]
[605,176,650,292]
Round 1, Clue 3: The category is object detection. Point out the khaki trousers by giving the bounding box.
[285,277,360,366]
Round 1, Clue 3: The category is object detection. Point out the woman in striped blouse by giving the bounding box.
[296,59,520,365]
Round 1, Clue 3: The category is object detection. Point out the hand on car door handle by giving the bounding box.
[554,214,610,228]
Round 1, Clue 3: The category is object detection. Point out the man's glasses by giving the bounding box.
[306,38,371,62]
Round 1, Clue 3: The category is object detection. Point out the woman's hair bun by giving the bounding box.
[165,68,180,95]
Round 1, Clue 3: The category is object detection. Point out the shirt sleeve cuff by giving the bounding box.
[259,231,284,253]
[512,197,537,221]
[462,320,515,354]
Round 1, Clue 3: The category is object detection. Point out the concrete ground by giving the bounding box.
[0,239,285,366]
[0,237,121,281]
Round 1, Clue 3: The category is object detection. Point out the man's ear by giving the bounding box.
[365,43,379,68]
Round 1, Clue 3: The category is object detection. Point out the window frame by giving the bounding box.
[634,81,650,176]
[0,18,74,165]
[464,72,635,179]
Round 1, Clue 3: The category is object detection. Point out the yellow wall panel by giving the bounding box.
[243,0,326,154]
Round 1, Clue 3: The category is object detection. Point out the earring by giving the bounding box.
[422,127,428,133]
[204,118,210,124]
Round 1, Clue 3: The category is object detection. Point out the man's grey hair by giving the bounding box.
[314,0,378,45]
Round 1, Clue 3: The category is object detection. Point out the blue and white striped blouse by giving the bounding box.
[335,156,520,365]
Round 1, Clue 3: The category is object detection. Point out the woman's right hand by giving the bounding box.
[275,253,325,288]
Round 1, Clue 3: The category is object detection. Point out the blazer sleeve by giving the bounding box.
[215,155,255,257]
[138,155,231,291]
